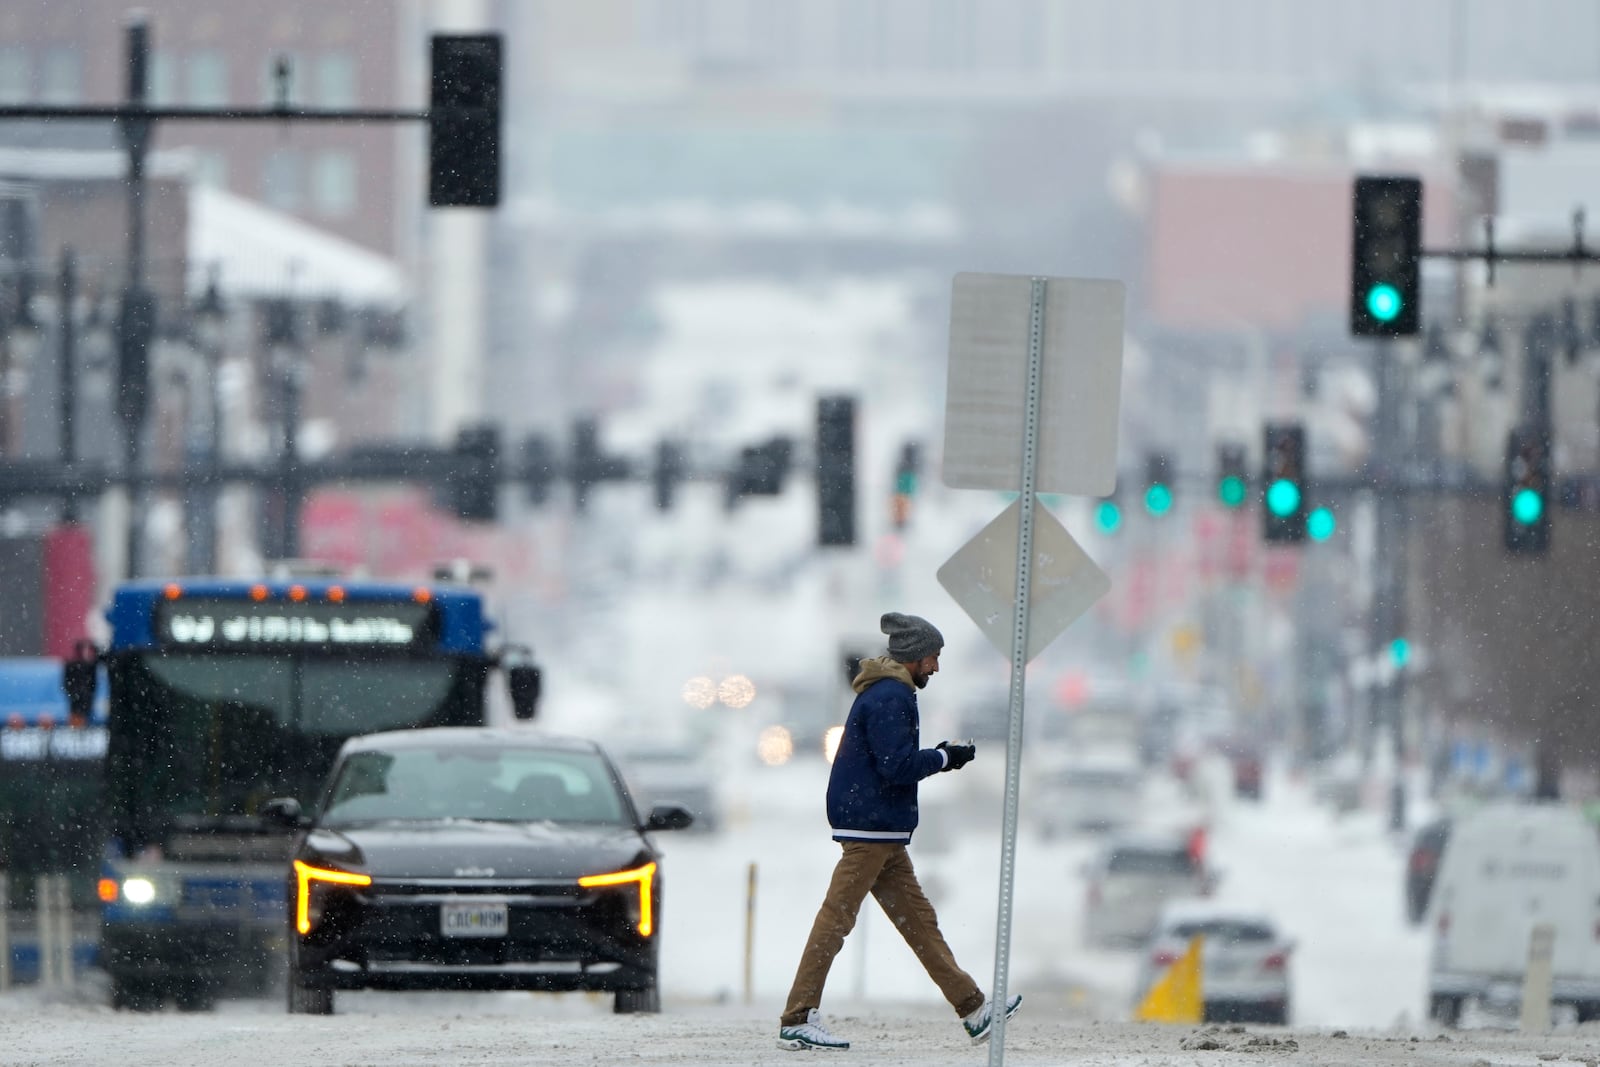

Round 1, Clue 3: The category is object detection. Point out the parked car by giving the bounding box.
[1405,818,1451,925]
[1135,902,1293,1025]
[268,727,693,1016]
[607,742,724,834]
[1427,802,1600,1026]
[1083,833,1216,947]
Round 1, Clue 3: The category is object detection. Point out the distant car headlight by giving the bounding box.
[293,859,372,935]
[578,861,657,937]
[121,877,157,905]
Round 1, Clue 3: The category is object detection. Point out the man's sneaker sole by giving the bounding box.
[777,1035,849,1051]
[967,994,1023,1045]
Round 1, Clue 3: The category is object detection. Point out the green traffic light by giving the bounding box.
[1095,500,1123,534]
[895,471,918,495]
[1389,637,1411,668]
[1266,478,1301,518]
[1366,283,1403,323]
[1307,507,1336,542]
[1363,283,1401,321]
[1218,475,1247,509]
[1511,487,1543,526]
[1144,484,1173,517]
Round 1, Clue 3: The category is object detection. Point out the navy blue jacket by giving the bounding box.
[825,658,947,844]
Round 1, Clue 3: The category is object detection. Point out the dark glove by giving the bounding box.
[937,741,975,771]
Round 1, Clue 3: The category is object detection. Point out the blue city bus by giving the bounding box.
[85,576,540,1011]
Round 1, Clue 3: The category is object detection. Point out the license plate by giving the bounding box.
[441,901,509,938]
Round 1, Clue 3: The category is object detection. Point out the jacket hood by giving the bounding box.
[853,656,912,693]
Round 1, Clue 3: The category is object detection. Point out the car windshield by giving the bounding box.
[1170,919,1275,944]
[320,746,631,827]
[1108,848,1194,876]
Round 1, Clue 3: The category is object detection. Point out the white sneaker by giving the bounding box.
[777,1008,850,1051]
[962,994,1022,1044]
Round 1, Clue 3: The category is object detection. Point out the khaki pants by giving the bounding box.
[781,841,984,1026]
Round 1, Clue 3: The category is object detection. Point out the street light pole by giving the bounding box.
[58,249,77,521]
[117,14,153,579]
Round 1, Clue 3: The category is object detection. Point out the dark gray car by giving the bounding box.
[268,727,692,1016]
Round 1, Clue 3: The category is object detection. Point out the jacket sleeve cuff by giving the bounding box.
[938,749,949,770]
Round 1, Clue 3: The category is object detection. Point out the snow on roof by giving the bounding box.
[0,147,406,307]
[188,183,405,306]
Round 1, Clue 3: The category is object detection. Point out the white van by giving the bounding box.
[1427,802,1600,1025]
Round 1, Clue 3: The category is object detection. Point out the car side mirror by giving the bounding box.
[644,804,694,832]
[507,664,542,721]
[261,797,309,829]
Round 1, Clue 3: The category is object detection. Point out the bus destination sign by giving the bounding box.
[154,599,437,649]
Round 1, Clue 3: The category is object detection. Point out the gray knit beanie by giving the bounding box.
[881,612,944,663]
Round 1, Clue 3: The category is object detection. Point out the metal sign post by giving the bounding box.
[984,277,1046,1063]
[937,272,1125,1065]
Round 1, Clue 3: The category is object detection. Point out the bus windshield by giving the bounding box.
[107,651,484,852]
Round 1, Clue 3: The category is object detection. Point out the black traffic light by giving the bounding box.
[571,416,630,512]
[727,437,793,507]
[450,423,501,521]
[890,441,921,530]
[1262,422,1306,543]
[1350,175,1422,337]
[1504,425,1551,555]
[816,395,856,547]
[520,433,555,505]
[116,286,156,429]
[429,35,501,208]
[1216,442,1248,509]
[1143,451,1174,517]
[653,440,685,511]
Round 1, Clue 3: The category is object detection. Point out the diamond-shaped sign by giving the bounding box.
[936,497,1111,663]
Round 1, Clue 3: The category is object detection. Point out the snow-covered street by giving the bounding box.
[3,758,1595,1065]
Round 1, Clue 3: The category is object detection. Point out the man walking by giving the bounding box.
[777,611,1021,1051]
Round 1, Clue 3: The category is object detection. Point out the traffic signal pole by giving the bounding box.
[1368,340,1411,828]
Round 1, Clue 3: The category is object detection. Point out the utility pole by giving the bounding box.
[117,14,153,578]
[57,249,77,521]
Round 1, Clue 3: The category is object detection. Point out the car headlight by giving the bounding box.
[293,859,372,935]
[578,861,657,937]
[121,877,157,905]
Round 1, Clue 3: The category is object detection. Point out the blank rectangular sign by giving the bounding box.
[943,273,1125,496]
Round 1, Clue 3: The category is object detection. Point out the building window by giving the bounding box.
[149,51,177,106]
[192,151,228,190]
[0,47,29,104]
[263,149,302,211]
[317,52,357,108]
[187,51,228,106]
[312,151,356,217]
[40,47,82,104]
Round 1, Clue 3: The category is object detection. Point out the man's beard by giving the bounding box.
[913,673,930,689]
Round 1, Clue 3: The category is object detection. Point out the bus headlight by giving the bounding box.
[121,877,157,905]
[578,861,656,937]
[294,860,372,936]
